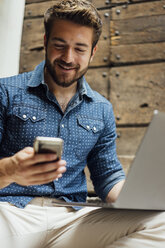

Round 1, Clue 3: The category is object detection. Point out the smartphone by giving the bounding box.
[33,136,64,159]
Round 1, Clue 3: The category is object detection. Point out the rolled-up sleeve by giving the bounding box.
[87,102,125,201]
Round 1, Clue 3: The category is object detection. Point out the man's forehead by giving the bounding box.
[49,19,94,45]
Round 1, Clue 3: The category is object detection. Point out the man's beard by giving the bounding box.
[45,55,90,88]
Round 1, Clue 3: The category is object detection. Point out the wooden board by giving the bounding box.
[111,1,165,20]
[87,9,111,67]
[85,166,95,194]
[86,68,109,99]
[25,0,165,10]
[25,0,111,10]
[111,14,165,46]
[110,1,165,63]
[110,1,165,48]
[25,1,64,17]
[110,42,165,64]
[116,127,146,155]
[19,48,44,72]
[110,63,165,125]
[21,18,44,51]
[111,0,159,3]
[90,0,111,8]
[27,0,148,5]
[26,0,50,3]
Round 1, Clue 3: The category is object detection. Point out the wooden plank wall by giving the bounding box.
[20,0,165,193]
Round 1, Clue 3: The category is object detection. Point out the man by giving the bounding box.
[0,1,164,247]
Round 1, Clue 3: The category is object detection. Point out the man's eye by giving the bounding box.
[76,48,86,53]
[54,44,64,49]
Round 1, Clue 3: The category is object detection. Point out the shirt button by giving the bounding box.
[61,124,64,128]
[23,114,27,119]
[32,116,36,120]
[93,127,97,131]
[86,125,90,130]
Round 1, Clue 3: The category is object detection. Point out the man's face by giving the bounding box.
[44,19,97,88]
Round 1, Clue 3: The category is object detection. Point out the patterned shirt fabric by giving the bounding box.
[0,61,125,209]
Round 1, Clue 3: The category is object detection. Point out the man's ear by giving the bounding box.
[44,34,47,50]
[90,45,97,63]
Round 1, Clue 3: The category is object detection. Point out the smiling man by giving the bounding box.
[44,17,97,111]
[44,19,95,88]
[0,1,165,248]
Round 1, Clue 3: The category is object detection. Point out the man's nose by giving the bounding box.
[62,48,74,63]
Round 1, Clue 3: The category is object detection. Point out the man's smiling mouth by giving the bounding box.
[58,64,76,71]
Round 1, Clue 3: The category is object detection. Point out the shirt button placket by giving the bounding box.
[59,121,66,138]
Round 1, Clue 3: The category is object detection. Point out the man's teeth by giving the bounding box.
[60,65,73,70]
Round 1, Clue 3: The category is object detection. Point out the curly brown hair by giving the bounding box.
[44,0,102,49]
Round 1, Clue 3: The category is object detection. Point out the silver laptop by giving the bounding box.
[53,110,165,210]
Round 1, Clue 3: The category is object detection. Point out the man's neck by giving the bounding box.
[44,70,78,112]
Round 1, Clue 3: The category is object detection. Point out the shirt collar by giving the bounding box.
[27,60,94,100]
[27,61,45,88]
[78,76,94,100]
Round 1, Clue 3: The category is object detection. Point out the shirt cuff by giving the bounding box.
[98,170,126,202]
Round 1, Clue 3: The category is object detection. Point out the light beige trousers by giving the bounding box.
[0,197,165,248]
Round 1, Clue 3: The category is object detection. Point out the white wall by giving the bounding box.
[0,0,25,78]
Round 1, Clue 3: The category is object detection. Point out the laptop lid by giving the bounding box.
[113,110,165,210]
[52,111,165,210]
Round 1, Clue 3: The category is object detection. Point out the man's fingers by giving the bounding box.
[10,147,33,167]
[13,147,59,167]
[21,167,66,186]
[22,147,34,154]
[27,160,67,176]
[22,153,58,167]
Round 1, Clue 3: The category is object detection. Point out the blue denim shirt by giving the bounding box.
[0,61,125,208]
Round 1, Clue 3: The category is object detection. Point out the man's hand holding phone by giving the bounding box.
[0,137,66,189]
